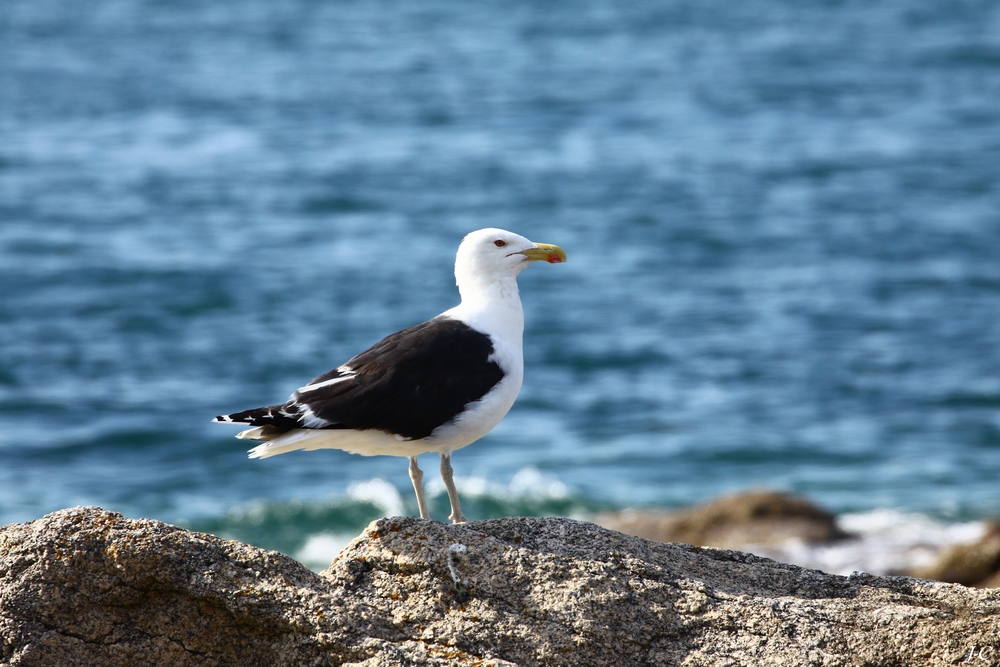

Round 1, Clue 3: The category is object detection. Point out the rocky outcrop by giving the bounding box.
[2,507,1000,666]
[593,489,849,549]
[913,520,1000,588]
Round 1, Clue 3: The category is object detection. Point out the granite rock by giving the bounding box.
[2,507,999,666]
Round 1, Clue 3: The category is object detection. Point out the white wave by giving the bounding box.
[744,509,988,577]
[346,478,405,517]
[509,467,570,500]
[294,532,359,572]
[424,465,569,501]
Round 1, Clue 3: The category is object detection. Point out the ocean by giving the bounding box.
[2,0,999,572]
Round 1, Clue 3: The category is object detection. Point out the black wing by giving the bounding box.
[217,317,505,441]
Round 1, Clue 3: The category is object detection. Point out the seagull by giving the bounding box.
[213,228,566,523]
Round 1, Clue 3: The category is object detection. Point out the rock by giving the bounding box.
[911,520,1000,588]
[592,489,849,549]
[977,569,1000,589]
[2,507,999,666]
[0,507,327,667]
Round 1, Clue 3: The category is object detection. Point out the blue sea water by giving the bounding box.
[2,0,1000,565]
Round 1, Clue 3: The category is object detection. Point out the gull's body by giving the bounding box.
[213,228,566,523]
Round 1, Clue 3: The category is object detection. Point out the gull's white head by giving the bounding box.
[454,228,566,299]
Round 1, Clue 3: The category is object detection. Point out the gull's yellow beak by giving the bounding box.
[519,243,567,264]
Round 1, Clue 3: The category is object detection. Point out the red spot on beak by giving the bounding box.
[547,253,563,263]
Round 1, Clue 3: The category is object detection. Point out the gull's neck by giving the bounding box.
[446,274,525,345]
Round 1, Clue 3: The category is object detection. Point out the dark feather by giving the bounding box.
[216,316,505,440]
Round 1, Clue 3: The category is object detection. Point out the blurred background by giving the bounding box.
[2,0,999,573]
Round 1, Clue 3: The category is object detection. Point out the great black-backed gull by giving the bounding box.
[213,228,566,523]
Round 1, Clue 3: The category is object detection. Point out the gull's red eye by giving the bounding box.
[494,239,507,248]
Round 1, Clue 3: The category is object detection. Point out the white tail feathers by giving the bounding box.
[246,429,318,459]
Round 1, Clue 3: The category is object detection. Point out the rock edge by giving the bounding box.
[2,507,999,666]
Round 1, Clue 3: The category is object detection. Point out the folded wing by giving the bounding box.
[213,317,506,442]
